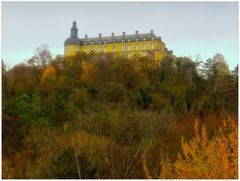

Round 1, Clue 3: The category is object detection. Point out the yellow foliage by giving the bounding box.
[2,159,14,179]
[201,126,208,146]
[143,118,238,179]
[80,62,97,83]
[151,93,170,111]
[19,127,111,178]
[158,158,174,179]
[40,66,56,86]
[142,155,152,179]
[174,119,238,179]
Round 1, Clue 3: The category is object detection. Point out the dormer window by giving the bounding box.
[122,39,125,42]
[128,39,131,42]
[143,38,146,41]
[151,38,155,40]
[136,38,139,41]
[91,41,94,44]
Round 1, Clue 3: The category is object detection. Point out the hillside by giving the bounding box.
[2,50,238,178]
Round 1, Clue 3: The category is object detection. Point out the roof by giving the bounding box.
[81,33,161,44]
[65,37,81,45]
[65,33,164,46]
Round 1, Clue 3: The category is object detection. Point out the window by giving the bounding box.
[98,47,101,52]
[121,45,125,52]
[128,53,130,58]
[135,44,138,50]
[84,49,87,53]
[143,44,146,50]
[112,46,115,52]
[151,43,154,49]
[76,48,79,52]
[104,47,106,53]
[128,45,131,51]
[90,47,94,53]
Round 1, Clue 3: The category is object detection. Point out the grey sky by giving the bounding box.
[2,2,238,69]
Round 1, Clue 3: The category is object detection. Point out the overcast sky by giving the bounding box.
[2,2,238,69]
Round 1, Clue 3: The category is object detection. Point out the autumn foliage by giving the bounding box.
[40,66,56,86]
[2,50,238,178]
[142,118,238,179]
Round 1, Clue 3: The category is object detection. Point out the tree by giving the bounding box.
[174,119,237,179]
[28,44,52,68]
[11,93,49,137]
[175,57,199,84]
[47,147,97,179]
[40,66,56,86]
[143,119,238,179]
[232,65,238,82]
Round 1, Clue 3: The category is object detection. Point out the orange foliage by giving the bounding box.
[174,118,238,179]
[142,155,152,179]
[40,66,56,86]
[80,63,97,83]
[143,118,238,179]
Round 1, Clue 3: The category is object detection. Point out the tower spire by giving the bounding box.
[71,20,78,38]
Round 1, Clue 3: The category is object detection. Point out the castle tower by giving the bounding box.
[64,21,81,58]
[70,20,78,38]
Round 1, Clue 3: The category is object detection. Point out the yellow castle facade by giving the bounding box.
[64,21,172,61]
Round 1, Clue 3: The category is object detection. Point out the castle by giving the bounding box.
[64,21,172,61]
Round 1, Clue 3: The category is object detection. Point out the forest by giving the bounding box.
[2,45,238,178]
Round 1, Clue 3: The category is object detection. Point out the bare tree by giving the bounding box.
[28,44,52,68]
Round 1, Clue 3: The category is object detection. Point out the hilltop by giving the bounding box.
[2,45,238,178]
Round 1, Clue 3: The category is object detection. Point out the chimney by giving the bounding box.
[112,32,114,37]
[85,35,88,39]
[123,32,126,36]
[99,33,102,38]
[136,30,138,35]
[151,30,154,35]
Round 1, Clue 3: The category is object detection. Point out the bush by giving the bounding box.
[47,147,97,179]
